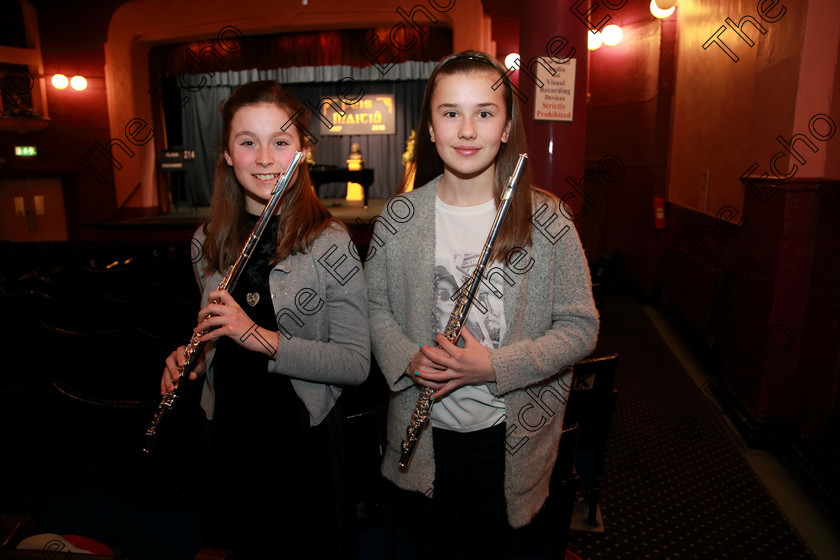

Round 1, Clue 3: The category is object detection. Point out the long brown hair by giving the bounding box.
[202,80,337,274]
[400,50,534,261]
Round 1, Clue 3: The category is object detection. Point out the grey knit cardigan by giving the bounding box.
[193,223,371,426]
[365,177,599,528]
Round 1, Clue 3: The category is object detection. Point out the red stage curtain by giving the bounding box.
[150,27,453,76]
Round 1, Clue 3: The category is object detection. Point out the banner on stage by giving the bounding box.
[319,94,396,135]
[534,58,575,122]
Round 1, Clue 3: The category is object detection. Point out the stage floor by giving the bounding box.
[119,198,386,228]
[321,198,386,224]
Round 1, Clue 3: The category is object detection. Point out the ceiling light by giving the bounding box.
[51,74,68,89]
[651,0,676,18]
[601,25,623,46]
[70,76,87,91]
[505,52,520,70]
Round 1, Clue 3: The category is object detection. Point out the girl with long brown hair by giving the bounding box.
[366,51,599,558]
[160,80,369,558]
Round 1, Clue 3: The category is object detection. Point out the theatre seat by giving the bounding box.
[565,353,620,528]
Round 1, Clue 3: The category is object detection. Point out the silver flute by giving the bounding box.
[398,153,528,469]
[141,151,305,455]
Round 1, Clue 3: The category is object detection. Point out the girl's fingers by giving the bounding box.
[195,314,224,333]
[410,371,446,391]
[431,383,455,401]
[415,368,454,382]
[207,290,231,303]
[419,342,452,368]
[197,304,226,324]
[161,366,177,394]
[161,347,190,394]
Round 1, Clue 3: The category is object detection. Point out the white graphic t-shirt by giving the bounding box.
[431,195,506,432]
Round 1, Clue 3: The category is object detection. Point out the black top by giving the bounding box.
[211,213,305,440]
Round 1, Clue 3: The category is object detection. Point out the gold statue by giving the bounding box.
[401,129,416,192]
[346,143,364,202]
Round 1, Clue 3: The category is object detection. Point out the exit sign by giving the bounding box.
[15,146,37,156]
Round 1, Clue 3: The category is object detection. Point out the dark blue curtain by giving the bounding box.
[178,64,432,205]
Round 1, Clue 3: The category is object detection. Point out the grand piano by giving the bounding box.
[309,165,375,208]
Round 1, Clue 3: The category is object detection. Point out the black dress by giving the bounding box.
[200,215,350,558]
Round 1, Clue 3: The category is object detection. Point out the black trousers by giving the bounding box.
[390,423,511,560]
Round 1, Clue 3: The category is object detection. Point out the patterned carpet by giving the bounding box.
[566,295,816,560]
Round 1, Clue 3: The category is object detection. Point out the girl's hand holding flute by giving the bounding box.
[408,327,495,400]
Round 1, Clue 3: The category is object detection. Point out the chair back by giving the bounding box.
[566,353,619,446]
[565,353,620,528]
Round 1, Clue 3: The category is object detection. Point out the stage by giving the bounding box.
[87,198,388,243]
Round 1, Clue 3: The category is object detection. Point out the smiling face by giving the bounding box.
[427,70,512,185]
[223,102,306,214]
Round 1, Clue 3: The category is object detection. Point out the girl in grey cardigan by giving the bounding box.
[366,51,599,558]
[160,81,369,559]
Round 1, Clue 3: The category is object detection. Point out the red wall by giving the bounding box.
[0,1,131,239]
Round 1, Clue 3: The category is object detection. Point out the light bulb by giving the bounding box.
[70,76,87,91]
[651,0,676,18]
[602,24,623,46]
[52,74,69,89]
[505,53,520,70]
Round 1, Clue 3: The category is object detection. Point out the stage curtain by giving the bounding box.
[178,62,433,204]
[151,27,451,206]
[151,27,452,74]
